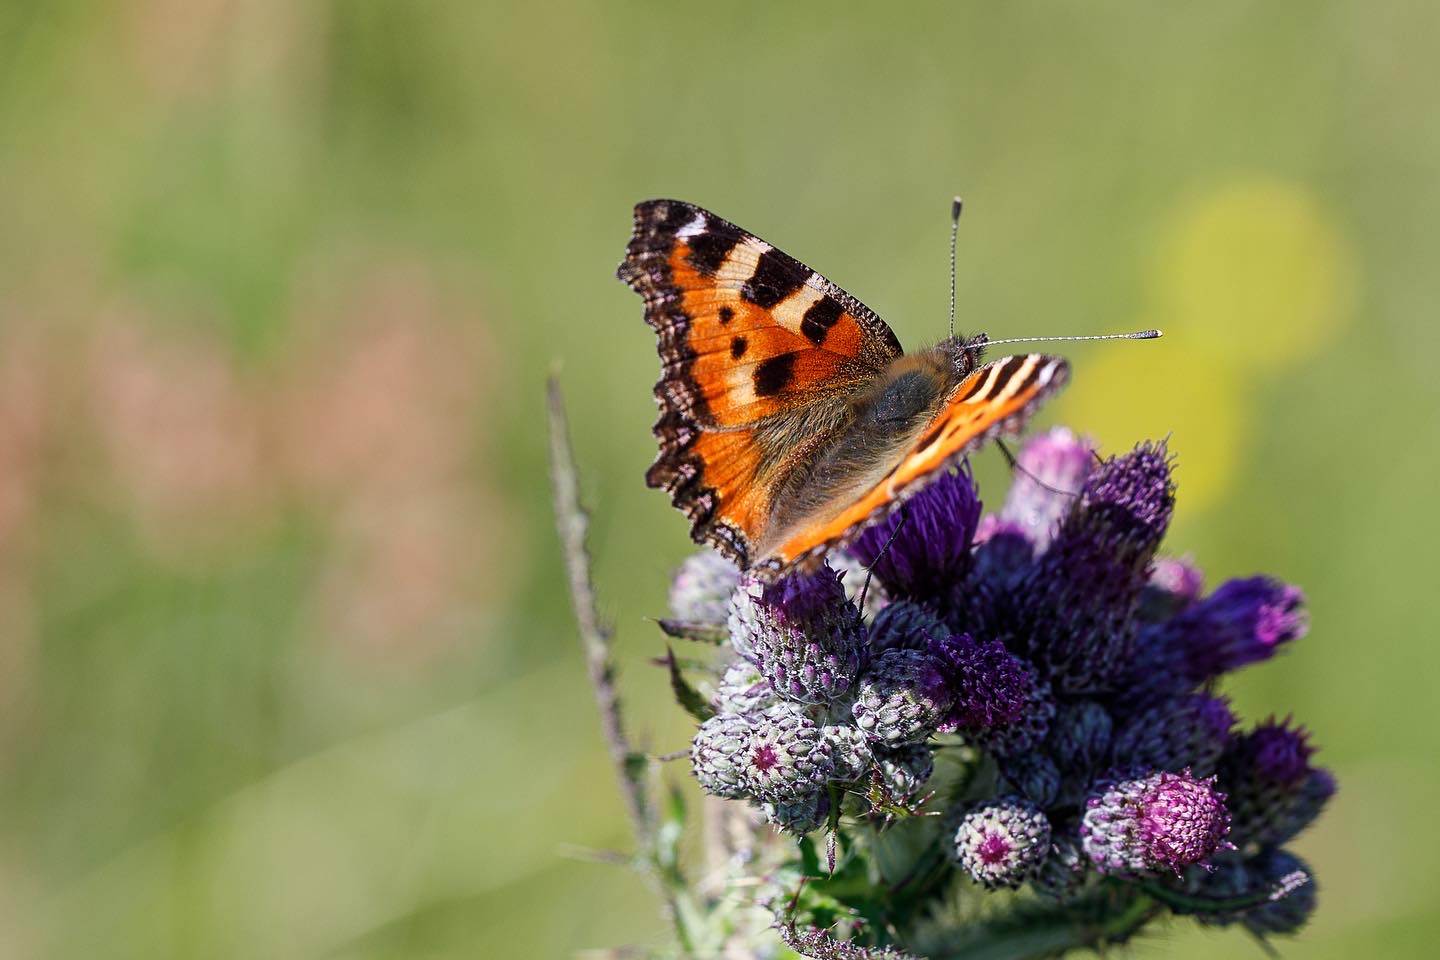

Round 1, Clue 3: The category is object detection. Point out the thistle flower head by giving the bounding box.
[713,659,775,715]
[1191,848,1315,936]
[691,712,756,800]
[743,703,836,801]
[823,722,875,782]
[851,649,947,745]
[999,427,1097,549]
[1046,700,1115,780]
[874,743,935,803]
[764,791,832,836]
[953,796,1052,889]
[1219,718,1334,849]
[1139,555,1205,621]
[999,751,1061,808]
[729,567,866,705]
[1081,769,1232,876]
[1134,576,1306,697]
[867,600,947,654]
[925,633,1044,746]
[849,466,981,606]
[1112,694,1236,777]
[971,515,1036,588]
[669,550,741,623]
[1014,442,1175,693]
[1238,849,1317,936]
[1032,830,1088,900]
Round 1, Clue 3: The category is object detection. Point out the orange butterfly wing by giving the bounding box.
[762,353,1070,575]
[618,199,902,567]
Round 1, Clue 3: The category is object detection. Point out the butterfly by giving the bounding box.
[618,199,1068,580]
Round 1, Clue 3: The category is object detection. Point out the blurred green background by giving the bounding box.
[0,2,1435,957]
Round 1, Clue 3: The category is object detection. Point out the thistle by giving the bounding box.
[551,394,1333,959]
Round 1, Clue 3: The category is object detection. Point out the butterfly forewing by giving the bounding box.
[618,200,905,567]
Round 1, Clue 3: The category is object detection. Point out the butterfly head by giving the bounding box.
[937,332,991,381]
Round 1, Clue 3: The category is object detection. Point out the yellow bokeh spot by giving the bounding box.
[1054,345,1244,512]
[1154,178,1357,370]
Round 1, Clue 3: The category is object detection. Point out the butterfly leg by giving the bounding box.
[858,506,908,615]
[995,438,1084,500]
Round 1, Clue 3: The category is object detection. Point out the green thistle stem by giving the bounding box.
[548,380,704,957]
[922,886,1160,960]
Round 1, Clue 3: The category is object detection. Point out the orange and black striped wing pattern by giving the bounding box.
[761,353,1070,576]
[618,199,903,567]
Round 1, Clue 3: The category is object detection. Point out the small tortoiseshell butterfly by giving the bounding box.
[618,199,1069,580]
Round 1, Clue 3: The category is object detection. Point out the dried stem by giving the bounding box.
[546,379,651,838]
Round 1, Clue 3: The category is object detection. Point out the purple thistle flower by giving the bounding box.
[1047,700,1115,781]
[971,516,1036,588]
[849,467,981,609]
[999,427,1097,550]
[1013,442,1175,693]
[925,633,1043,745]
[824,723,875,782]
[728,567,867,705]
[953,796,1053,889]
[765,791,832,836]
[742,703,836,802]
[867,600,947,654]
[1237,849,1317,936]
[1112,694,1236,778]
[1192,849,1316,936]
[713,660,775,715]
[999,751,1062,807]
[1132,576,1307,697]
[1138,555,1205,622]
[1219,718,1334,849]
[656,422,1332,941]
[1268,768,1337,848]
[970,671,1056,758]
[851,649,948,745]
[668,550,741,623]
[691,712,757,800]
[875,744,935,803]
[1081,769,1232,876]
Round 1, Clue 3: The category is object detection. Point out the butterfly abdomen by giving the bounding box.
[762,355,953,545]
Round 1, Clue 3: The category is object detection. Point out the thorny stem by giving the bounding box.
[926,888,1160,960]
[547,380,700,954]
[547,379,651,837]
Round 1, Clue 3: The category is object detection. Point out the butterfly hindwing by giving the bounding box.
[764,353,1070,574]
[619,199,904,567]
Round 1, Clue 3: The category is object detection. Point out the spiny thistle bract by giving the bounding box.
[661,429,1331,956]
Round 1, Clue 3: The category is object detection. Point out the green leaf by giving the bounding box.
[657,618,729,645]
[665,646,715,722]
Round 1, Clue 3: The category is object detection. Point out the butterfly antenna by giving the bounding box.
[948,197,963,339]
[984,329,1163,347]
[858,508,908,613]
[996,438,1083,499]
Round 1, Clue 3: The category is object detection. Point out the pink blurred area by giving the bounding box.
[0,260,509,677]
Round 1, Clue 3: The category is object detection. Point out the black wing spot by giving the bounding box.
[800,295,844,346]
[685,223,742,276]
[718,306,735,325]
[753,352,797,397]
[730,336,748,359]
[742,249,806,308]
